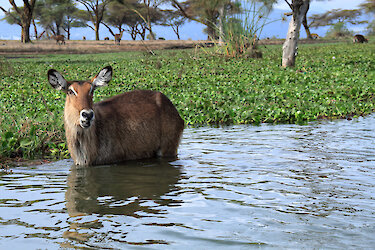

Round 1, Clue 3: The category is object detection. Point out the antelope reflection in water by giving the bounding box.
[65,160,182,217]
[63,160,182,243]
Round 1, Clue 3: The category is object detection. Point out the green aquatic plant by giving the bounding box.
[0,42,374,161]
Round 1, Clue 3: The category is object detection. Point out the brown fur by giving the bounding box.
[51,35,65,45]
[114,31,124,45]
[353,34,368,43]
[47,67,184,166]
[311,33,319,40]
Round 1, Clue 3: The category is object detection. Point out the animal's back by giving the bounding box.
[93,90,184,164]
[353,34,368,43]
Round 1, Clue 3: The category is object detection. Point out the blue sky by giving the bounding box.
[0,0,370,40]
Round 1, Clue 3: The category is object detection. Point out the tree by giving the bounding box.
[161,9,186,39]
[217,1,277,57]
[301,0,326,39]
[301,1,312,38]
[102,1,133,37]
[1,7,22,26]
[282,0,310,68]
[171,0,240,40]
[360,0,375,34]
[123,9,148,40]
[76,0,113,40]
[103,0,160,40]
[366,20,375,35]
[308,9,365,37]
[283,0,330,39]
[258,0,329,39]
[34,0,79,39]
[136,0,166,40]
[63,9,87,39]
[0,0,37,43]
[360,0,375,13]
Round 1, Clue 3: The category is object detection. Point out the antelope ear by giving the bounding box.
[92,66,112,88]
[48,69,68,91]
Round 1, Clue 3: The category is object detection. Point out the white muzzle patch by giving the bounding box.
[80,109,95,128]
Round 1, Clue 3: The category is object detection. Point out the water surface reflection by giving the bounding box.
[0,115,375,248]
[66,160,182,216]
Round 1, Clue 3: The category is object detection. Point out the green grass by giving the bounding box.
[1,42,375,162]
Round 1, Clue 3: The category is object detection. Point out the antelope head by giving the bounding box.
[48,66,113,129]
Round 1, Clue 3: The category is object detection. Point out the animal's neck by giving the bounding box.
[64,112,98,165]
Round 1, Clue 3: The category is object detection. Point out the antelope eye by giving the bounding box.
[67,89,75,96]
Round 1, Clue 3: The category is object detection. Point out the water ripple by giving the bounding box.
[1,115,375,248]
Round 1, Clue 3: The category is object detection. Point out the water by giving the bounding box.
[1,115,375,249]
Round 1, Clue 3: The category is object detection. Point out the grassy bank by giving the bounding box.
[1,42,374,162]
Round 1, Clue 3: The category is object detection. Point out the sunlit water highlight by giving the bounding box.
[1,115,375,249]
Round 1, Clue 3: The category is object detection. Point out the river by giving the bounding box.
[1,115,374,249]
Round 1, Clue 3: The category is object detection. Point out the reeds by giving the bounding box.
[216,0,276,58]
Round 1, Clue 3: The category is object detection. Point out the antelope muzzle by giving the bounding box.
[80,109,95,128]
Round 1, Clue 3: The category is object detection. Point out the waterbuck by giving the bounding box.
[114,30,124,45]
[47,66,184,166]
[51,35,65,45]
[353,34,368,43]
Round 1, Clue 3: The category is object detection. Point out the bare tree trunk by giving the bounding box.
[301,1,312,39]
[170,25,180,40]
[102,22,116,37]
[148,25,155,40]
[206,13,217,40]
[218,5,224,44]
[146,13,155,40]
[32,18,38,40]
[95,18,100,40]
[131,29,137,40]
[140,25,147,40]
[176,26,180,40]
[56,23,61,35]
[9,0,36,43]
[77,0,112,41]
[302,15,312,39]
[67,26,71,40]
[21,17,32,43]
[206,23,216,40]
[282,0,310,68]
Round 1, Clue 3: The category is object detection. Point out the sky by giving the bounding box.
[0,0,370,41]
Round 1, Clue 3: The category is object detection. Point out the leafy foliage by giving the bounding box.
[171,0,241,39]
[360,0,375,35]
[325,22,352,38]
[0,0,37,43]
[218,1,273,58]
[309,8,367,38]
[34,0,82,39]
